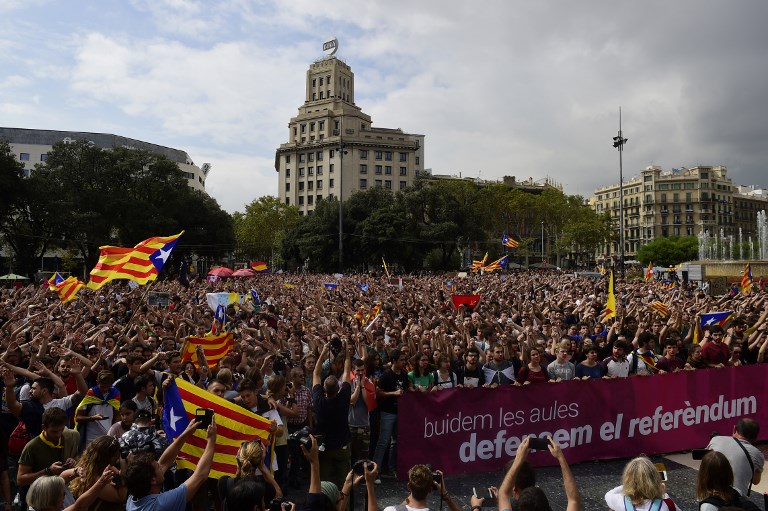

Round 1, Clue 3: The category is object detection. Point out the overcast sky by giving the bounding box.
[2,0,767,213]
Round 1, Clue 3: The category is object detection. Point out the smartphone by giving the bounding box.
[195,408,214,429]
[528,437,551,451]
[655,462,668,482]
[692,448,710,460]
[472,488,497,507]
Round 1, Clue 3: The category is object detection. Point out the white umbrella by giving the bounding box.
[0,273,29,280]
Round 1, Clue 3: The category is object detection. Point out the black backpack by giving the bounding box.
[699,492,760,510]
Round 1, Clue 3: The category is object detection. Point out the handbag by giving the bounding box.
[8,420,30,458]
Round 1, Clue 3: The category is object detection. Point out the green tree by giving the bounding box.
[636,236,698,267]
[233,196,300,266]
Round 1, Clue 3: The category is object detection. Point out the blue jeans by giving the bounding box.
[373,411,398,473]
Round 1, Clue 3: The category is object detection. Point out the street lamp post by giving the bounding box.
[541,220,545,265]
[612,108,628,281]
[337,117,348,274]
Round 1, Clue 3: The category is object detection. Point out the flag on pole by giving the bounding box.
[382,258,391,279]
[48,272,65,290]
[181,333,234,368]
[162,378,272,479]
[87,232,183,290]
[604,271,616,320]
[502,234,519,249]
[484,255,508,272]
[249,289,262,305]
[56,276,86,304]
[645,263,655,283]
[208,304,227,336]
[741,263,753,294]
[451,294,482,309]
[471,253,489,273]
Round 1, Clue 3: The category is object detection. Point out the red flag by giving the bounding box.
[451,294,481,309]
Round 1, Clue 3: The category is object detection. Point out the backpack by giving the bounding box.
[8,420,30,458]
[699,493,760,510]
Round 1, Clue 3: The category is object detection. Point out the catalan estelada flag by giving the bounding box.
[250,261,268,272]
[502,234,519,249]
[451,294,481,309]
[48,272,65,290]
[162,378,271,479]
[741,263,753,294]
[181,333,234,368]
[701,311,733,328]
[604,271,616,320]
[471,253,488,273]
[484,255,508,272]
[87,232,183,290]
[645,263,655,283]
[74,386,120,425]
[56,276,86,304]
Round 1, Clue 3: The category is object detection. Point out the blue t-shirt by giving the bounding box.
[127,485,187,511]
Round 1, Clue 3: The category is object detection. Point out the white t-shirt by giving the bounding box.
[384,505,430,511]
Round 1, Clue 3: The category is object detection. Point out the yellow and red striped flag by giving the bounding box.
[48,273,85,303]
[604,271,616,320]
[162,378,271,479]
[741,263,753,294]
[181,333,234,368]
[87,232,184,290]
[649,300,670,318]
[471,252,488,272]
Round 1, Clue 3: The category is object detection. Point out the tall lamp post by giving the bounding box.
[612,108,628,281]
[541,220,545,265]
[337,118,348,274]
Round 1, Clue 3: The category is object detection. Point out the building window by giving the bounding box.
[317,194,322,203]
[375,179,382,188]
[360,164,368,174]
[285,155,291,164]
[299,182,305,191]
[385,166,392,175]
[19,153,30,161]
[285,183,290,192]
[317,151,323,161]
[375,165,382,175]
[317,181,323,189]
[308,153,314,162]
[313,93,317,101]
[360,179,367,189]
[329,179,334,188]
[299,154,306,163]
[329,164,334,173]
[285,197,290,205]
[359,150,368,159]
[310,122,315,132]
[400,167,407,176]
[385,180,392,189]
[400,181,407,190]
[301,124,306,134]
[299,196,304,205]
[700,172,709,179]
[317,165,323,175]
[384,151,392,161]
[299,168,305,177]
[308,195,314,205]
[40,153,48,162]
[329,149,335,158]
[375,151,382,160]
[319,91,324,99]
[319,121,325,130]
[308,167,314,176]
[415,156,420,165]
[286,169,291,178]
[308,181,314,190]
[399,152,407,162]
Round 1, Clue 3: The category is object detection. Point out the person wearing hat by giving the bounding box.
[119,408,170,460]
[74,370,121,446]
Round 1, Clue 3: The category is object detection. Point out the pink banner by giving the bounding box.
[398,365,768,476]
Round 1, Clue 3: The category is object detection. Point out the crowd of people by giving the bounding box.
[0,268,766,511]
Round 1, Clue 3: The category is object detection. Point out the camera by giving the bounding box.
[528,437,551,451]
[268,497,293,511]
[353,459,373,475]
[329,338,343,355]
[286,381,293,390]
[425,464,442,485]
[287,426,313,450]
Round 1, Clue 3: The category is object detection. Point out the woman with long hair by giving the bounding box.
[605,456,678,510]
[217,440,281,511]
[517,347,549,385]
[697,451,755,510]
[66,435,126,511]
[686,344,707,370]
[432,354,457,390]
[408,353,434,392]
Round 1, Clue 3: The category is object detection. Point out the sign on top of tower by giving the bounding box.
[323,37,338,56]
